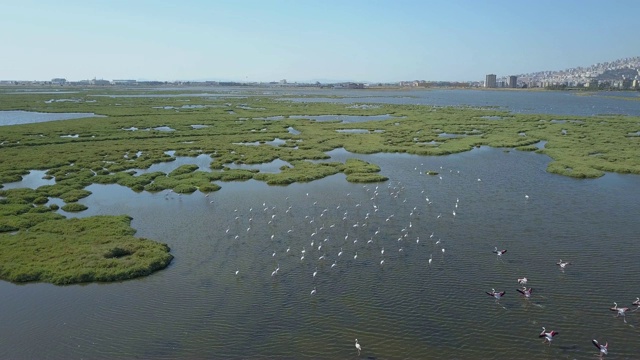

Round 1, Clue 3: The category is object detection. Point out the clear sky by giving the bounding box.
[2,0,638,83]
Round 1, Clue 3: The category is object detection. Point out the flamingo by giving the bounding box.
[633,297,640,306]
[338,248,343,257]
[486,288,505,301]
[610,302,630,323]
[517,287,533,298]
[310,287,316,295]
[355,339,361,355]
[557,259,571,269]
[517,277,528,285]
[539,327,558,345]
[493,247,507,256]
[592,339,608,358]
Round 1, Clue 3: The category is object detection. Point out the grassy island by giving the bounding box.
[0,87,639,284]
[0,215,173,285]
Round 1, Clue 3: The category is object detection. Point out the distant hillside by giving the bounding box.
[517,56,640,83]
[595,67,640,81]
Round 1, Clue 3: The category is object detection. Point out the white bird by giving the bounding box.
[354,252,358,260]
[428,254,432,265]
[331,261,337,269]
[633,297,640,306]
[310,287,316,295]
[557,259,571,269]
[610,302,630,323]
[493,247,507,256]
[338,248,343,257]
[486,288,505,301]
[355,339,361,355]
[592,339,608,358]
[381,247,385,255]
[539,327,558,345]
[517,287,533,298]
[313,267,318,278]
[441,248,445,254]
[380,259,385,266]
[517,277,528,285]
[235,270,239,276]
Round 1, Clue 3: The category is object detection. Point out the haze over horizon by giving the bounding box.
[2,0,638,83]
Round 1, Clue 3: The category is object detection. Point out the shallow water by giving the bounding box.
[0,110,105,126]
[1,170,54,189]
[2,147,639,359]
[279,89,640,116]
[289,114,398,123]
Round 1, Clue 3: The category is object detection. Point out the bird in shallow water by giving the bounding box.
[517,277,528,285]
[632,297,640,307]
[486,288,505,301]
[493,247,507,256]
[557,259,571,269]
[592,339,608,358]
[610,302,630,323]
[517,287,533,298]
[539,327,558,345]
[355,339,361,355]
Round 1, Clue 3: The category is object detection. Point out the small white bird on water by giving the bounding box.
[310,287,316,295]
[355,339,362,355]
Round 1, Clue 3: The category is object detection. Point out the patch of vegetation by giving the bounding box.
[0,215,173,285]
[61,203,88,212]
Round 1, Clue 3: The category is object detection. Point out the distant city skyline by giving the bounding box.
[2,0,639,83]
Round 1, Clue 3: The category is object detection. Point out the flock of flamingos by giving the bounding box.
[201,163,640,358]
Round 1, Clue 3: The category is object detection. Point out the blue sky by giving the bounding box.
[2,0,638,82]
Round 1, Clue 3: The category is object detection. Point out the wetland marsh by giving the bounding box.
[1,87,639,359]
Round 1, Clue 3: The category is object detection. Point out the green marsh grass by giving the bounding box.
[0,215,173,284]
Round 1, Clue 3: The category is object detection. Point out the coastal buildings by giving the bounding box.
[508,75,517,88]
[485,74,496,88]
[112,79,137,85]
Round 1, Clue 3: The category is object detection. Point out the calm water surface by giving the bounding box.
[1,146,639,359]
[0,110,105,126]
[279,89,640,117]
